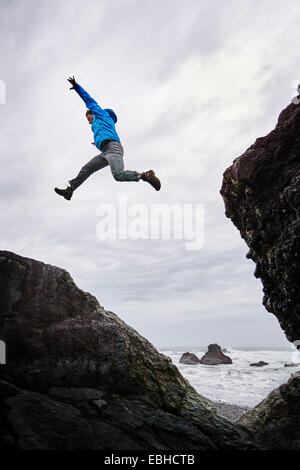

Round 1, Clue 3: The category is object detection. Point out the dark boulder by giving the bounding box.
[200,344,232,365]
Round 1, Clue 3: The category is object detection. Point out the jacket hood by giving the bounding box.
[104,108,117,123]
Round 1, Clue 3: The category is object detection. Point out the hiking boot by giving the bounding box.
[54,186,73,200]
[141,170,161,191]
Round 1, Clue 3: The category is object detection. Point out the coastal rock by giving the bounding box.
[200,344,232,365]
[250,361,268,367]
[220,99,300,448]
[284,363,300,367]
[220,100,300,343]
[0,251,259,450]
[179,352,201,365]
[238,372,300,450]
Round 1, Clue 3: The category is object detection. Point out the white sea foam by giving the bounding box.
[159,347,300,407]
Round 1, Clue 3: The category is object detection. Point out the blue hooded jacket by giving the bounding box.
[73,83,121,151]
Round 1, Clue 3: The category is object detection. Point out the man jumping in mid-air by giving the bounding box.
[55,76,161,200]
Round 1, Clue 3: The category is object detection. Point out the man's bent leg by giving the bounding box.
[69,154,109,190]
[103,141,139,182]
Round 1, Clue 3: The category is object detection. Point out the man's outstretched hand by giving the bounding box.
[68,76,77,90]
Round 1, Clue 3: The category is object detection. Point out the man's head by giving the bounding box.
[86,109,94,124]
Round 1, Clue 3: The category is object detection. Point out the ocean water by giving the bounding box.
[159,346,300,407]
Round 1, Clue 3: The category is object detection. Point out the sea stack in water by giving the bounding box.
[179,352,201,365]
[200,344,232,365]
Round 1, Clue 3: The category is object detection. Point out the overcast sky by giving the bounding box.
[1,0,299,349]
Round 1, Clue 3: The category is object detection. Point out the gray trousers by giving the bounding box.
[69,140,138,191]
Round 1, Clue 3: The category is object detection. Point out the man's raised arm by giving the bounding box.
[67,76,104,118]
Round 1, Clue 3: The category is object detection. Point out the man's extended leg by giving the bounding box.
[69,153,109,190]
[55,153,109,200]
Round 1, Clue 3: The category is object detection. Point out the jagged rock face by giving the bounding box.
[0,251,259,450]
[220,102,300,343]
[179,352,201,364]
[200,344,232,365]
[238,372,300,450]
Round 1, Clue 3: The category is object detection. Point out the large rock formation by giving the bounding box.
[220,100,300,342]
[0,251,258,450]
[220,99,300,449]
[238,372,300,450]
[200,344,232,365]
